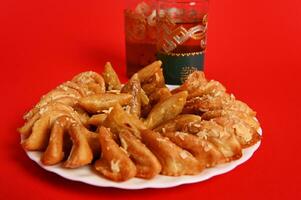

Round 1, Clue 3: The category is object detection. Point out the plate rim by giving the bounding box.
[23,128,262,189]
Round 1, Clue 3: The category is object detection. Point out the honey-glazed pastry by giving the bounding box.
[86,113,108,127]
[171,71,208,94]
[140,87,172,118]
[21,70,104,125]
[121,60,162,93]
[202,109,260,131]
[194,120,242,161]
[160,131,225,168]
[72,71,106,95]
[78,93,132,114]
[136,60,162,83]
[94,127,137,182]
[19,71,104,167]
[148,87,172,104]
[103,104,146,139]
[158,118,242,162]
[141,129,204,176]
[102,62,122,90]
[154,114,202,133]
[120,73,142,117]
[212,116,261,148]
[222,99,256,117]
[63,123,95,168]
[41,115,74,165]
[38,115,98,167]
[123,61,167,118]
[20,102,84,151]
[157,119,242,165]
[144,91,188,129]
[187,80,226,100]
[183,92,233,114]
[119,130,161,179]
[139,88,150,106]
[141,68,165,95]
[23,81,83,121]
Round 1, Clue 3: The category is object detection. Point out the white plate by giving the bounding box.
[25,130,261,189]
[23,84,262,189]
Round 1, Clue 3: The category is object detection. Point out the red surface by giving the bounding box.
[0,0,300,199]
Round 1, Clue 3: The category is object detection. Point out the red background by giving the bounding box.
[0,0,300,199]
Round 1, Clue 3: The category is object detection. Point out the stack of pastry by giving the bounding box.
[19,61,261,182]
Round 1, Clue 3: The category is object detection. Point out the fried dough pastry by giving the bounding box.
[141,129,204,176]
[175,72,260,147]
[78,93,132,114]
[21,70,104,122]
[102,62,121,90]
[19,71,105,149]
[72,71,106,95]
[95,127,162,181]
[187,80,226,100]
[124,61,167,118]
[186,95,255,117]
[160,131,225,167]
[213,116,261,148]
[23,81,83,121]
[202,109,260,131]
[139,88,150,106]
[171,71,208,94]
[121,73,142,117]
[149,87,172,103]
[141,68,165,95]
[119,130,161,179]
[103,104,146,139]
[37,115,99,168]
[121,60,163,93]
[155,118,242,166]
[62,123,96,168]
[183,92,233,114]
[87,113,108,127]
[137,60,162,83]
[154,114,202,133]
[140,87,172,118]
[20,102,85,150]
[193,120,242,161]
[95,127,137,182]
[144,91,188,129]
[19,71,105,168]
